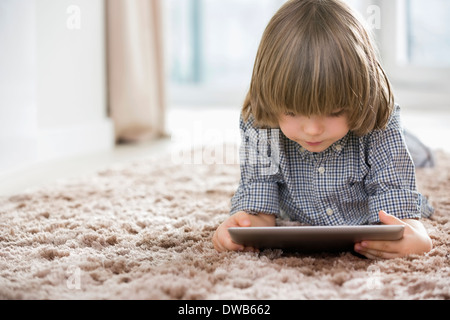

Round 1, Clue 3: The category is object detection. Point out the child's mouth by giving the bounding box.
[306,141,323,147]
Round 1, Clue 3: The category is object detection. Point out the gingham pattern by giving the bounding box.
[231,105,434,226]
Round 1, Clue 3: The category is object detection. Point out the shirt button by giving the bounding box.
[335,145,343,152]
[326,208,334,216]
[318,167,326,174]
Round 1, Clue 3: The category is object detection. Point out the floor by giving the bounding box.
[1,106,449,197]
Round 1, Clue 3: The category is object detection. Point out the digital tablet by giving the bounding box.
[228,225,405,252]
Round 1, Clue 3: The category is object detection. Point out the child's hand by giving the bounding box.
[212,211,276,253]
[354,211,433,259]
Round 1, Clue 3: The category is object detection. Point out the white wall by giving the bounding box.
[0,0,39,172]
[0,0,114,176]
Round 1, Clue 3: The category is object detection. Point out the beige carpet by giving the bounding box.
[1,148,449,300]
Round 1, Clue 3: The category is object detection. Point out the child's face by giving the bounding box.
[278,110,350,153]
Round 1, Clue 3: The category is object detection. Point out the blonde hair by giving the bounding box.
[243,0,394,136]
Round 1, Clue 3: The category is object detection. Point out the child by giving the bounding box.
[212,0,434,259]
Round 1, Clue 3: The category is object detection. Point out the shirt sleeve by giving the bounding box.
[364,106,434,224]
[230,115,283,216]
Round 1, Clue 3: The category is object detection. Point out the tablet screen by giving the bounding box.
[228,225,405,252]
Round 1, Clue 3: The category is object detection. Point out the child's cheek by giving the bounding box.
[326,117,350,137]
[280,120,300,141]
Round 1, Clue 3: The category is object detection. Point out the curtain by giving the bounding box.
[106,0,166,143]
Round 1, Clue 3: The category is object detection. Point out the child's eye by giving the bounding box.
[329,109,345,117]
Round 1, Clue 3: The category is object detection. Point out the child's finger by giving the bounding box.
[356,247,401,260]
[223,234,245,252]
[214,229,244,252]
[355,240,399,254]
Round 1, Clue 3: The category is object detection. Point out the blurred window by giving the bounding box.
[164,0,286,106]
[407,0,450,67]
[165,0,286,85]
[164,0,450,107]
[378,0,450,109]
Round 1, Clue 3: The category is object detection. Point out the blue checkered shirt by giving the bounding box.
[230,105,434,226]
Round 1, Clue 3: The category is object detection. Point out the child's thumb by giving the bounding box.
[235,212,252,227]
[379,210,406,226]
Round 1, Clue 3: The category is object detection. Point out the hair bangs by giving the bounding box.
[243,0,394,135]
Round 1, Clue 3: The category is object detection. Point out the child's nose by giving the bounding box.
[303,117,324,136]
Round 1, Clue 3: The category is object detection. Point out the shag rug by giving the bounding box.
[1,147,449,300]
